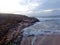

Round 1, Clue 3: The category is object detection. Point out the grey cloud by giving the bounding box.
[37,0,60,10]
[29,9,60,17]
[29,0,60,17]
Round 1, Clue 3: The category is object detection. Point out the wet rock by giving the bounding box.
[0,13,39,45]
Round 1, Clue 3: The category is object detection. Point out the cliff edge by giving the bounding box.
[0,13,39,45]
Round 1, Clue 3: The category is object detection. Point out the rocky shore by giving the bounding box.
[0,13,39,45]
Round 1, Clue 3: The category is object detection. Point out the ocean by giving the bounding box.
[22,17,60,45]
[23,17,60,36]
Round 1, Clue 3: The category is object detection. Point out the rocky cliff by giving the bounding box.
[0,13,39,45]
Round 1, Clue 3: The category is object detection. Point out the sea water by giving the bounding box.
[22,17,60,45]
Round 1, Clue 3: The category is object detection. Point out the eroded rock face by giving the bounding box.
[0,13,39,45]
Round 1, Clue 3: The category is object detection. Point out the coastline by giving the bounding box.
[0,13,39,45]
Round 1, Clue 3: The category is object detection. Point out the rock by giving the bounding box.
[0,13,39,45]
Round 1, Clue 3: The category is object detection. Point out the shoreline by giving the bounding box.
[0,13,39,45]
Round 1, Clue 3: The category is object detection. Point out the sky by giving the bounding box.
[0,0,60,16]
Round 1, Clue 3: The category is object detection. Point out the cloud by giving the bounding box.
[33,0,60,10]
[0,0,20,12]
[0,0,40,15]
[28,0,60,16]
[29,9,60,17]
[0,0,60,16]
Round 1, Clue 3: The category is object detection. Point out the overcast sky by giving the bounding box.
[0,0,60,16]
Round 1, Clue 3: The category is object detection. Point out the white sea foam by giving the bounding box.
[23,18,60,36]
[22,18,60,45]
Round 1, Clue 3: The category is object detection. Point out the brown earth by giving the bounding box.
[0,13,39,45]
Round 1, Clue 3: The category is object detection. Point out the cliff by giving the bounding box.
[0,13,39,45]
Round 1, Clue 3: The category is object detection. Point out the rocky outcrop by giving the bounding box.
[0,13,39,45]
